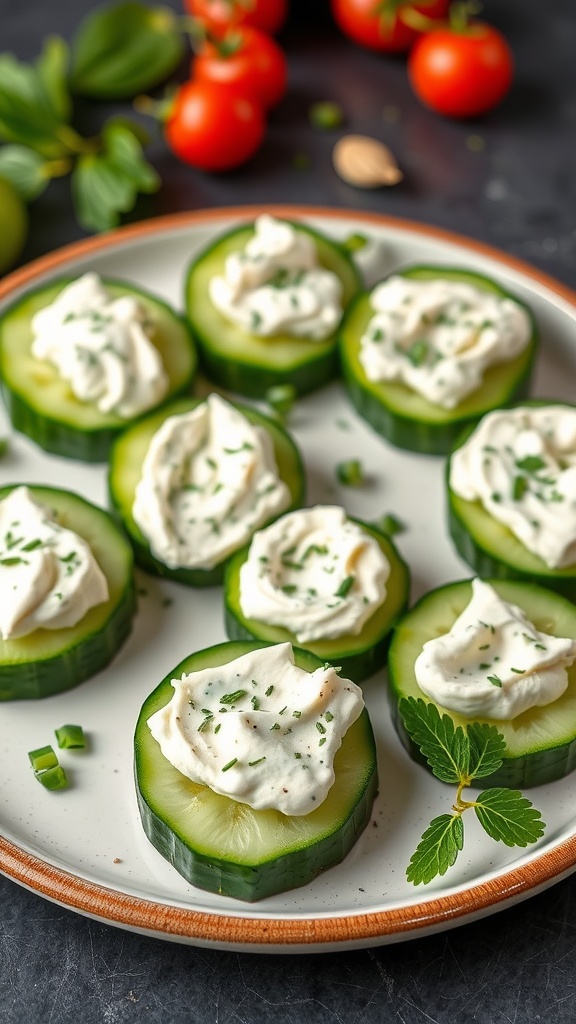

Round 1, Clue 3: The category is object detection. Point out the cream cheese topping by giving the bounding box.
[132,394,291,571]
[208,215,343,340]
[0,486,109,640]
[31,272,168,418]
[450,405,576,568]
[359,275,531,409]
[415,579,576,719]
[147,642,364,815]
[238,506,390,643]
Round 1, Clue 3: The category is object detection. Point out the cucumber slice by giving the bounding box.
[447,406,576,599]
[388,578,576,788]
[0,277,197,462]
[108,397,305,587]
[184,222,361,397]
[224,519,410,683]
[0,484,136,700]
[340,266,538,455]
[134,640,378,902]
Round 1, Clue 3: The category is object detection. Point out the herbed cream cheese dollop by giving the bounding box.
[450,405,576,568]
[132,394,291,570]
[31,272,168,418]
[208,215,343,341]
[415,579,576,720]
[147,642,364,815]
[239,506,390,643]
[0,486,109,640]
[359,275,531,408]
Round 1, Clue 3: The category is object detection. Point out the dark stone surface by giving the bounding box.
[1,0,576,1021]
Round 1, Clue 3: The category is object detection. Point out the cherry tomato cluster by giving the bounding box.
[165,0,288,172]
[330,0,514,119]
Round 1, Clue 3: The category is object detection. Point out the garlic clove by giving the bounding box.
[333,134,403,189]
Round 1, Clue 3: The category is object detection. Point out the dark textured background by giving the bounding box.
[1,0,576,1020]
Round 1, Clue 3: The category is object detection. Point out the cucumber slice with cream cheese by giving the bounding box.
[134,640,378,902]
[0,484,136,700]
[184,222,361,397]
[340,266,538,455]
[224,520,410,683]
[108,397,305,587]
[388,578,576,788]
[0,277,197,462]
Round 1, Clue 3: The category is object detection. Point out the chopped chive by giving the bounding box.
[214,723,221,734]
[266,383,296,416]
[21,538,43,552]
[316,722,326,735]
[376,512,405,537]
[270,722,281,731]
[294,752,302,759]
[281,584,298,595]
[513,475,528,501]
[334,575,355,598]
[487,675,502,687]
[55,724,85,750]
[220,689,247,705]
[336,459,364,486]
[405,339,429,367]
[251,696,260,710]
[309,100,344,130]
[478,644,490,651]
[35,764,68,790]
[319,737,326,746]
[0,556,27,566]
[198,716,213,732]
[516,455,546,474]
[222,758,238,772]
[265,685,274,696]
[292,710,302,718]
[248,757,266,767]
[28,745,58,772]
[341,233,367,253]
[279,706,288,715]
[325,711,334,722]
[510,667,525,674]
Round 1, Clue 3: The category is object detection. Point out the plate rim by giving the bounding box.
[2,204,576,950]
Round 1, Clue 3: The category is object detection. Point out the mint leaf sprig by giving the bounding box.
[400,697,546,886]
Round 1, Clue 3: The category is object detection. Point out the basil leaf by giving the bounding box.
[35,36,72,123]
[0,145,49,200]
[71,121,159,232]
[0,53,69,158]
[70,2,185,100]
[102,121,160,193]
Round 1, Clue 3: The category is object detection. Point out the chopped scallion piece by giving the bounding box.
[55,724,86,750]
[336,458,364,486]
[309,100,344,130]
[222,758,238,772]
[35,764,68,790]
[265,383,297,416]
[28,745,58,772]
[377,512,405,537]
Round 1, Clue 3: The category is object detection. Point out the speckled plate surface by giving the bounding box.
[1,206,576,954]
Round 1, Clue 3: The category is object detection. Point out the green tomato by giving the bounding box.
[0,177,28,275]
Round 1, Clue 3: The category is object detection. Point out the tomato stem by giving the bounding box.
[448,0,483,33]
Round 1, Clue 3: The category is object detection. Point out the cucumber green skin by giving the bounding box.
[0,484,136,700]
[184,222,361,398]
[108,397,305,587]
[134,640,378,902]
[0,277,197,462]
[388,578,576,788]
[447,404,576,600]
[340,266,538,455]
[224,520,410,684]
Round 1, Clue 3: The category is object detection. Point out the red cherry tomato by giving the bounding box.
[185,0,288,36]
[194,26,287,110]
[165,80,266,171]
[330,0,450,53]
[408,22,514,118]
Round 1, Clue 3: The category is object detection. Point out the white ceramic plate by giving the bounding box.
[1,206,576,954]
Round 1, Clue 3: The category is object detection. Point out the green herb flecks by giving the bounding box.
[220,690,247,705]
[400,697,545,886]
[221,758,238,772]
[334,575,355,598]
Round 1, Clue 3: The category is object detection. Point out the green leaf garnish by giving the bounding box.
[400,696,545,885]
[406,814,464,886]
